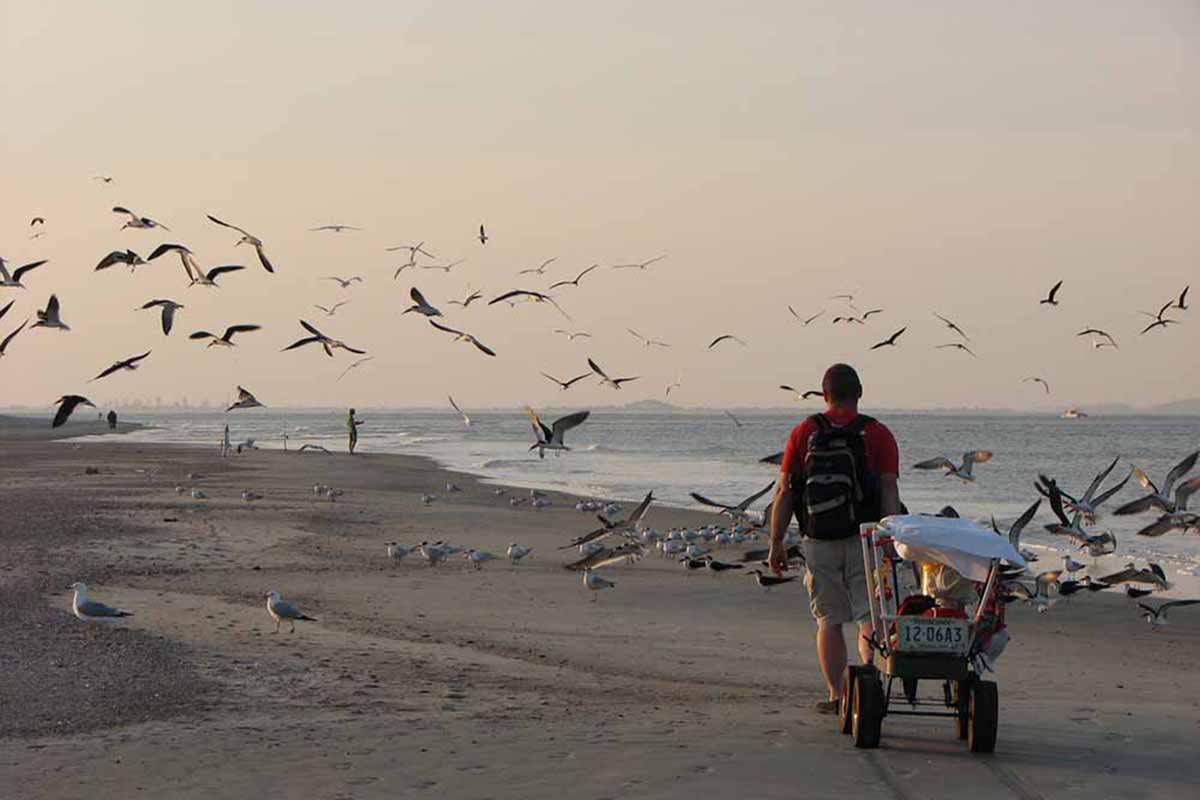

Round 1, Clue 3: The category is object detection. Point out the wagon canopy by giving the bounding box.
[878,515,1026,582]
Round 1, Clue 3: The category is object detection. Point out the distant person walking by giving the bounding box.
[347,408,363,454]
[768,363,902,714]
[106,410,117,430]
[220,424,232,457]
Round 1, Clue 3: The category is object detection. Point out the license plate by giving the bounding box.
[896,617,970,654]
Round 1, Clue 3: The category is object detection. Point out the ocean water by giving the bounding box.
[63,408,1200,594]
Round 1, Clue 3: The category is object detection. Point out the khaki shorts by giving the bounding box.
[803,536,870,626]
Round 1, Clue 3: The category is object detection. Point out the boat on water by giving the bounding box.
[1061,407,1089,419]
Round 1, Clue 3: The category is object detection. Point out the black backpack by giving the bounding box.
[792,413,880,540]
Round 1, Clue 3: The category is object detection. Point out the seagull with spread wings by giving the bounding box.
[32,294,69,331]
[1023,376,1051,394]
[936,343,975,357]
[146,243,202,281]
[548,265,599,291]
[189,324,261,348]
[428,319,496,356]
[446,289,484,308]
[91,351,151,382]
[780,385,822,401]
[527,407,590,459]
[707,334,745,349]
[554,329,591,341]
[587,357,638,389]
[52,395,95,428]
[488,289,571,320]
[934,313,969,341]
[1039,280,1064,306]
[560,491,654,550]
[690,481,775,522]
[541,371,591,390]
[1113,451,1199,516]
[323,275,363,289]
[0,257,47,287]
[1077,327,1118,349]
[403,287,442,317]
[336,356,374,382]
[628,329,670,348]
[0,319,28,358]
[518,257,556,276]
[789,307,824,325]
[113,206,169,230]
[309,224,362,233]
[227,385,265,411]
[448,395,472,429]
[611,255,666,270]
[206,214,276,273]
[282,320,367,357]
[869,328,906,350]
[139,299,184,336]
[913,450,993,482]
[314,301,349,317]
[95,249,145,272]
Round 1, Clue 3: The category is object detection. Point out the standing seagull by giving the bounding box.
[113,206,169,230]
[1024,376,1051,395]
[582,570,615,599]
[32,295,70,331]
[206,214,276,273]
[309,224,362,233]
[527,408,590,459]
[0,258,47,287]
[870,328,906,350]
[428,320,497,356]
[189,324,261,348]
[403,287,442,317]
[447,395,472,429]
[69,583,132,621]
[227,386,264,411]
[264,591,316,633]
[913,450,994,482]
[91,351,151,381]
[52,395,96,428]
[1040,280,1064,306]
[478,224,488,244]
[94,249,145,272]
[587,358,638,389]
[281,320,367,357]
[140,299,184,335]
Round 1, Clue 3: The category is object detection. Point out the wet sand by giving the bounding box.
[1,434,1198,799]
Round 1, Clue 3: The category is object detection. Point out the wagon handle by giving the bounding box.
[861,522,887,656]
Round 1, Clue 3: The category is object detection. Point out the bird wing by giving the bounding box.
[92,362,124,381]
[410,286,432,306]
[1092,469,1132,508]
[78,599,126,617]
[1113,494,1166,516]
[147,243,189,261]
[112,206,134,218]
[205,214,250,237]
[737,481,776,510]
[206,265,245,281]
[188,331,215,341]
[913,457,955,471]
[253,243,275,274]
[94,251,128,271]
[469,337,496,357]
[223,324,262,340]
[1008,499,1042,548]
[708,335,735,349]
[12,260,47,282]
[1175,477,1200,511]
[488,289,536,305]
[1130,465,1160,495]
[1081,456,1121,504]
[690,492,732,511]
[283,336,321,351]
[1047,280,1063,301]
[962,450,993,474]
[1037,475,1073,526]
[1164,451,1199,496]
[45,294,61,318]
[429,319,464,337]
[550,410,590,438]
[587,358,611,381]
[625,491,654,525]
[299,319,325,338]
[0,320,27,353]
[525,407,552,442]
[52,396,90,428]
[759,451,784,465]
[563,373,592,388]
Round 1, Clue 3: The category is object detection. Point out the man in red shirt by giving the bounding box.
[768,363,901,714]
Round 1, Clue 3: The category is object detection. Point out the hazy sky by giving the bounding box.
[3,1,1198,411]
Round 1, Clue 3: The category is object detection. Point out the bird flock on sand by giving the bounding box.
[6,182,1195,631]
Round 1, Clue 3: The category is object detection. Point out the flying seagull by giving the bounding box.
[189,324,261,348]
[587,357,638,389]
[227,386,264,411]
[913,450,994,482]
[1138,599,1200,629]
[91,351,151,381]
[548,265,599,291]
[665,374,683,397]
[70,583,131,621]
[315,301,349,316]
[1023,376,1051,395]
[206,214,276,273]
[336,356,374,382]
[113,206,169,230]
[403,287,442,317]
[265,590,316,633]
[0,258,47,287]
[1040,280,1064,306]
[611,255,666,270]
[561,491,654,550]
[189,263,245,289]
[553,329,592,341]
[428,319,497,356]
[780,385,822,401]
[478,224,488,244]
[541,371,591,390]
[789,307,825,325]
[420,259,464,273]
[690,481,775,521]
[282,320,367,357]
[527,408,590,458]
[0,320,27,357]
[936,343,975,357]
[724,410,743,429]
[1034,456,1131,524]
[1135,511,1200,538]
[1114,452,1199,516]
[707,334,746,349]
[518,258,556,276]
[93,175,115,184]
[488,289,571,320]
[95,249,145,272]
[323,275,363,289]
[52,395,95,428]
[146,243,202,282]
[448,395,472,429]
[140,299,184,335]
[934,313,969,340]
[628,329,670,348]
[1140,317,1180,335]
[29,217,44,227]
[1175,286,1189,311]
[0,299,12,323]
[32,294,69,331]
[869,328,906,350]
[990,499,1042,558]
[386,241,435,259]
[309,224,362,233]
[446,289,484,308]
[1036,475,1120,556]
[1077,328,1118,349]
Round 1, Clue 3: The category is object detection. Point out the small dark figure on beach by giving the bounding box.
[106,410,117,430]
[347,408,363,454]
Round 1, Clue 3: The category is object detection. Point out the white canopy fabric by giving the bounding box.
[879,515,1026,582]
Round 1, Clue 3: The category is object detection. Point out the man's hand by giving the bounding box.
[767,540,789,576]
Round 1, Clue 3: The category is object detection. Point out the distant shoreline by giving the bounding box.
[0,414,143,442]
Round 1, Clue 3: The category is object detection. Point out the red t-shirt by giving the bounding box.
[779,408,899,480]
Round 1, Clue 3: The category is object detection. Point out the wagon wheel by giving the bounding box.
[953,677,974,740]
[852,669,884,749]
[967,680,999,753]
[840,665,864,735]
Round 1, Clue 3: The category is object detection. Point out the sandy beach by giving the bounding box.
[2,430,1198,800]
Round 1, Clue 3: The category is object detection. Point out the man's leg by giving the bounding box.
[816,620,848,701]
[856,621,875,666]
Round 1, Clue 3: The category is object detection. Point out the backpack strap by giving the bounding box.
[809,413,831,433]
[843,414,875,435]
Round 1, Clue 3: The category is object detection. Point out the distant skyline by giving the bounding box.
[3,1,1197,412]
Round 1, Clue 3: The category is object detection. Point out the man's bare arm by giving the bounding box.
[767,476,794,574]
[879,473,901,517]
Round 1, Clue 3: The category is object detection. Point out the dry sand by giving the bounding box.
[1,431,1198,799]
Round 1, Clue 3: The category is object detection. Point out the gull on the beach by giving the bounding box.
[241,490,262,501]
[1113,452,1199,516]
[690,482,775,522]
[463,549,498,570]
[1138,599,1200,629]
[587,357,638,389]
[703,556,743,574]
[0,257,47,288]
[527,407,590,459]
[227,385,265,412]
[70,582,132,621]
[749,569,798,592]
[91,351,151,382]
[189,324,261,348]
[428,319,496,357]
[191,489,207,499]
[113,206,169,230]
[206,214,276,273]
[95,249,146,272]
[324,276,364,289]
[31,294,69,331]
[282,320,367,357]
[298,444,331,453]
[913,451,993,482]
[403,287,442,317]
[1005,570,1063,612]
[52,395,95,428]
[582,569,615,600]
[265,590,316,633]
[138,299,184,336]
[1061,555,1086,578]
[386,542,413,561]
[417,542,449,566]
[1053,456,1131,523]
[447,395,472,429]
[506,543,533,564]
